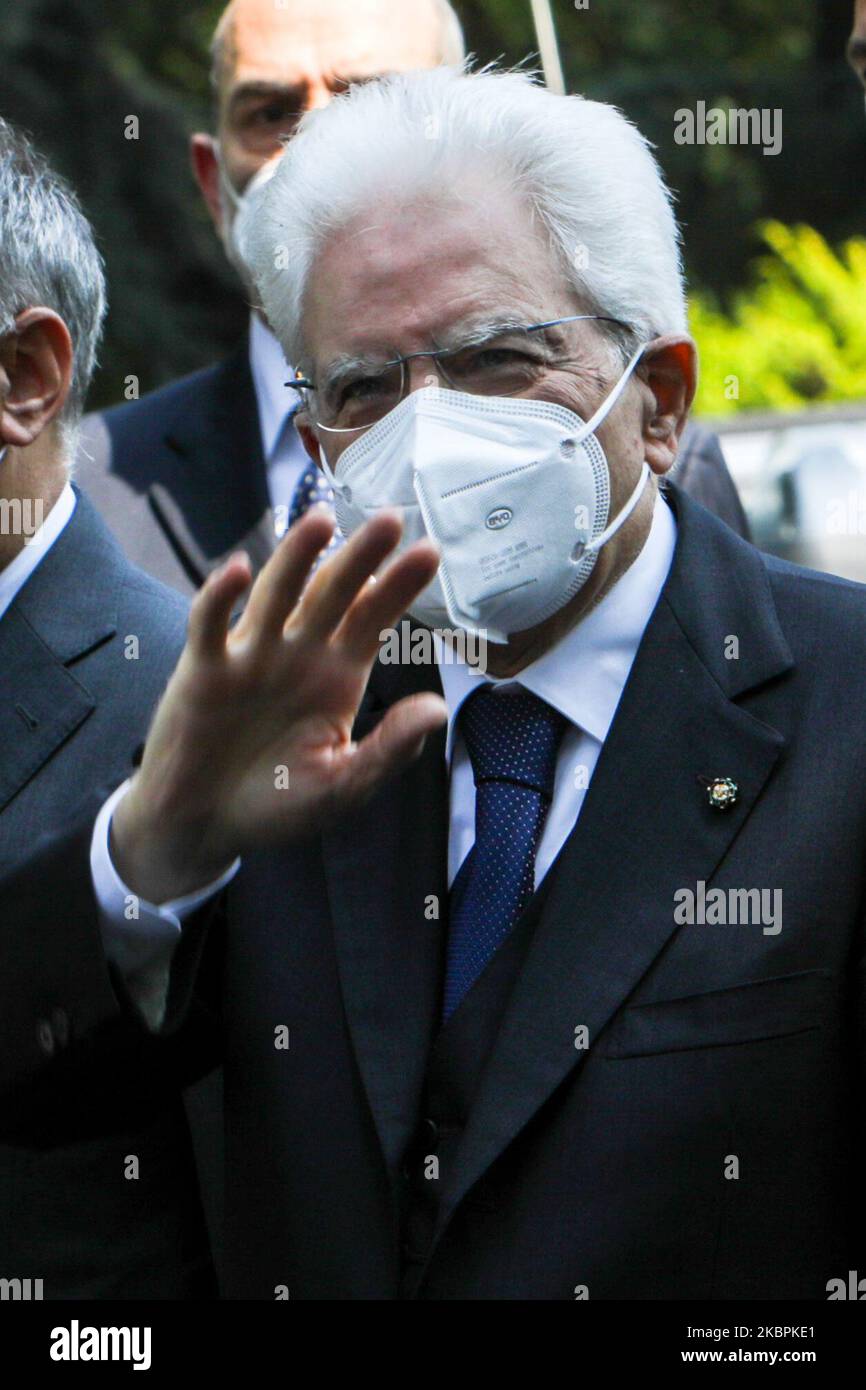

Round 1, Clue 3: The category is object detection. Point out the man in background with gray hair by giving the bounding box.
[85,67,866,1299]
[0,118,217,1298]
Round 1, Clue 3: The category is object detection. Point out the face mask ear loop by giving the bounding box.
[218,143,281,220]
[318,451,342,493]
[317,427,373,494]
[584,460,651,555]
[315,389,424,495]
[576,342,646,441]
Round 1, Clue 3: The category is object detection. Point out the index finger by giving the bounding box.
[290,509,406,642]
[187,554,253,660]
[233,507,336,646]
[334,539,441,664]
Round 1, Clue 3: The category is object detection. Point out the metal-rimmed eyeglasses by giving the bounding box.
[286,313,632,433]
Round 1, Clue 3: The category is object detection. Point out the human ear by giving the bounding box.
[637,335,697,476]
[0,309,73,448]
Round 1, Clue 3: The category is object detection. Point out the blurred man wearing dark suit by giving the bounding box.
[75,0,748,598]
[0,119,217,1298]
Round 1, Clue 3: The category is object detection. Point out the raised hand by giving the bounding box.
[112,507,447,902]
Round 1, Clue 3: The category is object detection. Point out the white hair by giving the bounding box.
[242,65,688,369]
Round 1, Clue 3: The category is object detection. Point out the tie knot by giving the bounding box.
[458,685,569,800]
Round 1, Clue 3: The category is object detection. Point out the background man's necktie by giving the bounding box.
[287,458,344,560]
[443,685,570,1020]
[288,461,336,527]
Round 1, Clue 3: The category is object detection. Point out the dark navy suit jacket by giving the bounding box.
[4,486,863,1299]
[0,490,219,1298]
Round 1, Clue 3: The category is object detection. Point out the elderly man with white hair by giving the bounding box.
[38,67,866,1299]
[77,0,743,602]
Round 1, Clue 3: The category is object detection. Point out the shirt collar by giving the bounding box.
[248,313,296,462]
[436,487,677,760]
[0,480,76,623]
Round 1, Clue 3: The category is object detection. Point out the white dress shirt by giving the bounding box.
[91,489,677,1028]
[438,489,677,886]
[0,481,76,622]
[248,314,310,536]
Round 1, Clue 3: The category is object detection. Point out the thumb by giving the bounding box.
[339,693,448,802]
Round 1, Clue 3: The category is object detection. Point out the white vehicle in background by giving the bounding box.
[708,404,866,582]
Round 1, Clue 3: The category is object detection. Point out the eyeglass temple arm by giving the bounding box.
[284,315,633,393]
[528,313,631,333]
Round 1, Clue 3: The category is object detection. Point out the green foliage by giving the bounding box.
[691,223,866,415]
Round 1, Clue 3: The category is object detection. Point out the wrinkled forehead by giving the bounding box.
[218,0,445,97]
[301,187,572,367]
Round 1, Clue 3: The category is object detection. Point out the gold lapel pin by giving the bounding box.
[706,776,738,811]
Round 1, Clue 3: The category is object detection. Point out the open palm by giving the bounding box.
[113,509,447,901]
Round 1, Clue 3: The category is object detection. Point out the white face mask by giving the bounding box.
[320,345,649,644]
[216,145,281,276]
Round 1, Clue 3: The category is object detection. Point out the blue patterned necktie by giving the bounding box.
[288,461,335,526]
[287,439,343,558]
[443,685,570,1020]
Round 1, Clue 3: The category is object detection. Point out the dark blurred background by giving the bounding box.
[0,0,860,412]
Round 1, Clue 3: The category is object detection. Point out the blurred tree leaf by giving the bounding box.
[692,223,866,413]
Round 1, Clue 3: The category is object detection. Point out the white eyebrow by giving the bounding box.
[316,355,383,400]
[431,314,539,351]
[315,312,551,396]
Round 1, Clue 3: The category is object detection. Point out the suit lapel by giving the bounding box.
[0,491,118,811]
[151,345,274,586]
[0,608,96,812]
[148,483,274,587]
[321,650,449,1176]
[433,489,794,1240]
